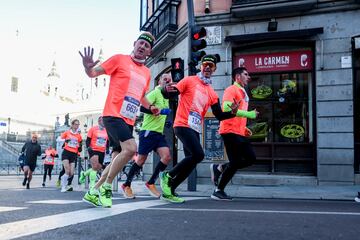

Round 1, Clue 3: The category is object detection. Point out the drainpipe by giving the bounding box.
[205,0,210,14]
[225,41,231,75]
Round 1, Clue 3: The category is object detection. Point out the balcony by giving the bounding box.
[141,0,181,56]
[231,0,317,18]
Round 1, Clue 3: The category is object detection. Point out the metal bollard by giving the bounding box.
[112,173,119,192]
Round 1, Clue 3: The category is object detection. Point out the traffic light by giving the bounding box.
[170,58,184,82]
[189,26,207,75]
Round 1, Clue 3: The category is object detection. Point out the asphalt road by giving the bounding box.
[0,185,359,240]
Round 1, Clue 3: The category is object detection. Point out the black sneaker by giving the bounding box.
[355,192,360,203]
[210,164,221,187]
[26,183,30,189]
[22,178,27,186]
[42,183,45,187]
[211,190,232,201]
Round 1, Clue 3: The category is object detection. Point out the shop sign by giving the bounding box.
[234,50,313,73]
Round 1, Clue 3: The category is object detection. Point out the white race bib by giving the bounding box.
[68,139,78,148]
[96,137,106,147]
[188,111,202,133]
[120,96,140,120]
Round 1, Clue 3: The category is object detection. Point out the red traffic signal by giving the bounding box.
[192,27,206,40]
[171,58,184,82]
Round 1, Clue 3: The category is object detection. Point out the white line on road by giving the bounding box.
[27,200,83,204]
[0,197,203,240]
[0,207,26,213]
[146,207,360,216]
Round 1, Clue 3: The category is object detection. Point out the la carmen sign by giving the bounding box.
[234,50,313,73]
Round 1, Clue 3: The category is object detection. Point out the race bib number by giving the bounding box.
[96,137,106,147]
[104,154,111,164]
[188,111,202,133]
[45,157,54,164]
[120,96,140,120]
[68,139,78,148]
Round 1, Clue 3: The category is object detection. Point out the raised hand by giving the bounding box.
[79,46,99,70]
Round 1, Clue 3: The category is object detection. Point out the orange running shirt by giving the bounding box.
[101,54,151,126]
[174,76,219,132]
[61,130,83,154]
[87,125,108,153]
[44,148,57,165]
[219,83,249,136]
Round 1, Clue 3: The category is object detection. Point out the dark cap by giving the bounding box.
[201,54,221,65]
[137,32,155,48]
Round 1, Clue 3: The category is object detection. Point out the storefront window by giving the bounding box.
[247,72,313,144]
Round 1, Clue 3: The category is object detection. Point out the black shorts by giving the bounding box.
[89,150,105,166]
[138,130,169,155]
[24,161,36,172]
[103,116,133,152]
[61,149,78,163]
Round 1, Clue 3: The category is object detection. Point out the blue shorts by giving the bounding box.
[138,130,169,155]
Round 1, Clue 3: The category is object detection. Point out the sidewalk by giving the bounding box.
[1,175,359,201]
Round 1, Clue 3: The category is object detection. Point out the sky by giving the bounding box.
[0,0,141,129]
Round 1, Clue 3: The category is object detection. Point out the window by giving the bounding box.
[141,0,148,27]
[11,77,18,92]
[247,72,313,144]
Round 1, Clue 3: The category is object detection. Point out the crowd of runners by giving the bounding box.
[25,31,360,207]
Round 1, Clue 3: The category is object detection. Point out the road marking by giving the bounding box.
[0,207,26,213]
[27,200,82,204]
[0,197,203,239]
[146,207,360,216]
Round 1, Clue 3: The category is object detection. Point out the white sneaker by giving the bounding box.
[355,197,360,203]
[61,187,67,193]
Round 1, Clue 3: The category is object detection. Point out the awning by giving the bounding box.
[225,28,323,43]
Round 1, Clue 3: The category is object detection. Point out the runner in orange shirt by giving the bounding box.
[211,67,259,200]
[42,145,58,187]
[79,116,109,190]
[60,119,82,192]
[159,54,240,203]
[79,32,159,207]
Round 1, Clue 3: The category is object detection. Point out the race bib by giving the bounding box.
[45,157,54,164]
[120,96,140,120]
[96,137,106,147]
[188,111,202,133]
[104,154,111,164]
[68,139,78,148]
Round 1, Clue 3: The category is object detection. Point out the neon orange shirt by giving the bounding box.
[61,130,82,154]
[219,83,249,136]
[174,76,218,132]
[87,125,108,153]
[44,148,57,165]
[101,54,151,126]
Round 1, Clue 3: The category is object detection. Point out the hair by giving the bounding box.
[232,67,248,80]
[71,119,79,125]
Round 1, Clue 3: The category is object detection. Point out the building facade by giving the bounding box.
[140,0,360,185]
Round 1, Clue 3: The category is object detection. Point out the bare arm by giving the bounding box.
[79,46,105,78]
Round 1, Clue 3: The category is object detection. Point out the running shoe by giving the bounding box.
[26,183,30,189]
[121,184,135,199]
[83,191,101,207]
[210,164,221,187]
[159,171,172,196]
[61,187,67,193]
[42,183,45,187]
[66,185,73,192]
[56,179,61,188]
[99,185,112,208]
[145,182,161,198]
[160,194,185,204]
[79,171,86,184]
[355,192,360,203]
[211,190,232,201]
[22,178,27,186]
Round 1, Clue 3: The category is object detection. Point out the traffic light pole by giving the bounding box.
[187,0,197,191]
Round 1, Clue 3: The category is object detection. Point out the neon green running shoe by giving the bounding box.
[82,191,101,207]
[160,194,185,204]
[79,171,86,184]
[56,179,61,188]
[99,185,112,208]
[159,172,172,196]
